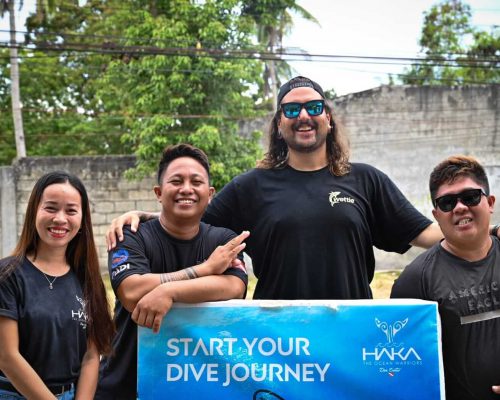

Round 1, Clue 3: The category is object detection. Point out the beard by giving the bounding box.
[282,120,329,153]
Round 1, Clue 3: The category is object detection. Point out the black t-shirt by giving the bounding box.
[96,220,248,400]
[203,164,431,300]
[391,238,500,400]
[0,256,88,386]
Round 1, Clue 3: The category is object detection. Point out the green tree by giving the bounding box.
[92,0,264,188]
[399,0,499,85]
[0,0,125,163]
[1,0,264,188]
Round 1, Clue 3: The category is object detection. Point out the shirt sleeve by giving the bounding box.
[0,265,20,321]
[371,169,432,253]
[203,179,241,232]
[108,226,152,292]
[390,262,426,299]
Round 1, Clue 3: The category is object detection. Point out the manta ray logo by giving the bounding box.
[375,317,408,344]
[328,191,355,207]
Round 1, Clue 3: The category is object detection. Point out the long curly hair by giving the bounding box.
[257,102,351,176]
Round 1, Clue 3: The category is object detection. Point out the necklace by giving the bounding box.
[42,273,58,290]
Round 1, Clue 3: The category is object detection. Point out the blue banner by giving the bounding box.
[138,299,444,399]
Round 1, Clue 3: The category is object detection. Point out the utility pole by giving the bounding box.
[8,0,26,158]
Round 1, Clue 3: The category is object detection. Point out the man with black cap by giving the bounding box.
[106,76,460,300]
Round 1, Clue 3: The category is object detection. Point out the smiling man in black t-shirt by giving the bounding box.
[96,144,248,400]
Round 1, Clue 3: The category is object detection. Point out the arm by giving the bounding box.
[0,316,56,399]
[410,223,443,249]
[409,221,500,248]
[132,274,246,333]
[116,230,249,312]
[492,385,500,394]
[106,210,159,250]
[74,341,99,400]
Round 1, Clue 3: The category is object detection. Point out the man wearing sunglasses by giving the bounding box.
[106,75,454,300]
[392,155,500,399]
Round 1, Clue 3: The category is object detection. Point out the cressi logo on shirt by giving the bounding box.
[111,249,129,269]
[328,191,355,207]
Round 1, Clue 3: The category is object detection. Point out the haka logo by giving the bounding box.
[328,191,355,207]
[375,317,408,344]
[362,317,421,362]
[72,295,88,329]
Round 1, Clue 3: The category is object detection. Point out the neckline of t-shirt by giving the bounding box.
[285,164,329,174]
[25,257,73,279]
[154,218,204,244]
[438,239,496,267]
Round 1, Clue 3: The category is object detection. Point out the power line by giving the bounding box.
[1,26,499,64]
[1,40,498,69]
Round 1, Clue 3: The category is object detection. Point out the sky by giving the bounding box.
[1,0,499,96]
[282,0,500,95]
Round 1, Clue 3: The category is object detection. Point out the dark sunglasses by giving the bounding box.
[280,100,325,119]
[433,188,487,212]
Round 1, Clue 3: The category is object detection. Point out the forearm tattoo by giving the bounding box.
[160,267,199,284]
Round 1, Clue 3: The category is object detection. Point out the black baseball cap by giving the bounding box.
[277,76,326,109]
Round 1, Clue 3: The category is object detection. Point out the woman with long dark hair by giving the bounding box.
[0,171,114,399]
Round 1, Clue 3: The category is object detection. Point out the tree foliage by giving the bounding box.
[1,0,268,189]
[399,0,500,85]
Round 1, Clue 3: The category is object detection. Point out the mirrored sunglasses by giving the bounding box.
[281,100,325,119]
[433,188,487,212]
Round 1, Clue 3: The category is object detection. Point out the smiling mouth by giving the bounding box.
[176,199,195,204]
[48,227,69,237]
[49,227,68,234]
[457,218,472,226]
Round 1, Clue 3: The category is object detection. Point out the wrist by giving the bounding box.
[194,262,210,277]
[158,283,176,302]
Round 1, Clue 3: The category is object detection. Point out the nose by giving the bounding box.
[53,210,68,223]
[453,199,468,212]
[298,106,310,119]
[179,181,194,193]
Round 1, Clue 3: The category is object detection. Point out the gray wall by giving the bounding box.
[334,84,500,268]
[1,84,499,272]
[0,156,160,271]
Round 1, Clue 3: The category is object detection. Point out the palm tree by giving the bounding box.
[243,1,319,109]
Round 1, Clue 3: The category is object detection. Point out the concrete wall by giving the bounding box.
[333,84,500,268]
[0,156,160,271]
[1,85,499,272]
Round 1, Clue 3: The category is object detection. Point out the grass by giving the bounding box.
[370,270,401,299]
[103,270,401,305]
[245,270,400,299]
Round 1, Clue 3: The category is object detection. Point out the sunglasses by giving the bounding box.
[280,100,325,119]
[433,188,487,212]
